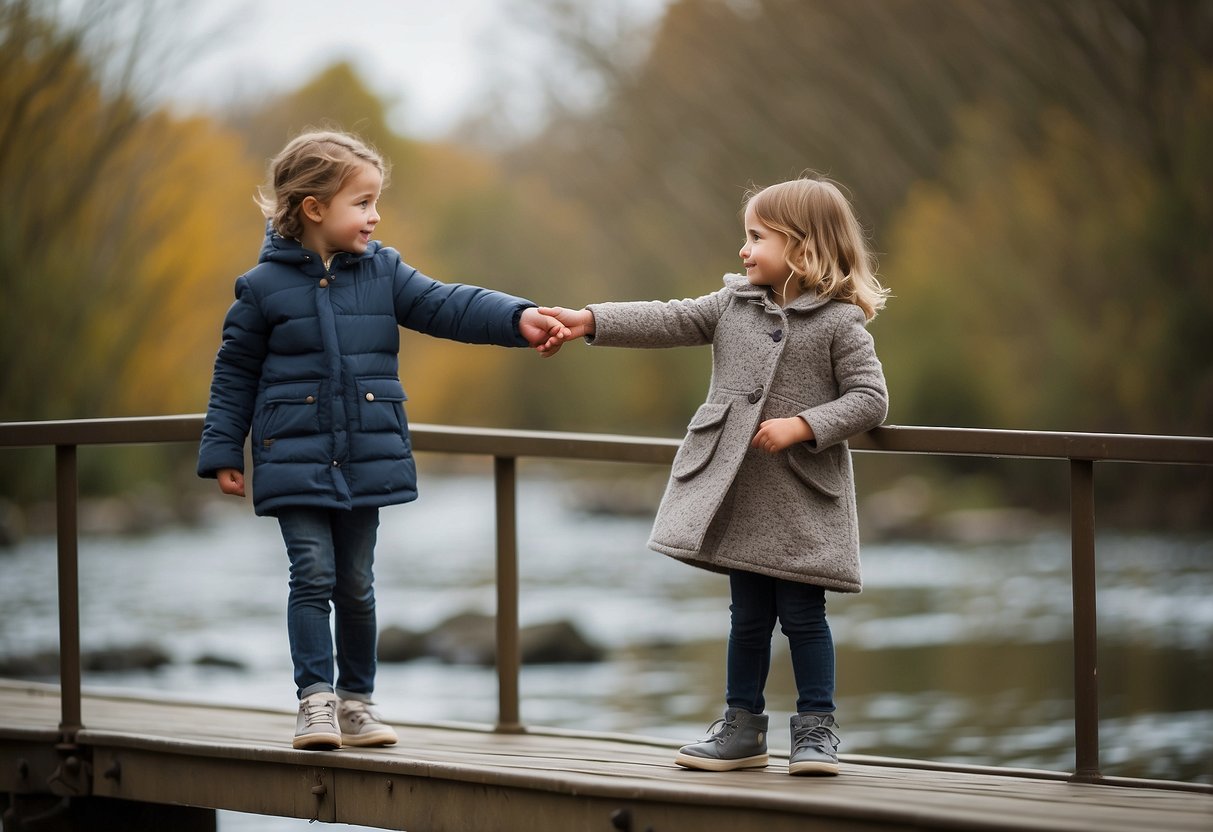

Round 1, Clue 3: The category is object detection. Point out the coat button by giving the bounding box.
[747,386,764,404]
[770,329,783,342]
[305,395,315,404]
[319,278,329,288]
[365,392,375,401]
[332,460,339,467]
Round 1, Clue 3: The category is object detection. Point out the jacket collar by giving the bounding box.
[258,221,381,276]
[723,273,833,313]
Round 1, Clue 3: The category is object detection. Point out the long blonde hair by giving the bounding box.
[255,129,388,240]
[745,176,889,320]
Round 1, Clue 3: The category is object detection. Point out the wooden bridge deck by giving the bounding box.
[1,681,1210,831]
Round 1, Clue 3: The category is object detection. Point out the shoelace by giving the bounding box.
[792,719,840,754]
[302,699,336,727]
[342,701,377,726]
[702,717,735,744]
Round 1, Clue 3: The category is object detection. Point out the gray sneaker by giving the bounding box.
[293,692,341,750]
[338,698,398,747]
[789,712,840,775]
[674,708,769,771]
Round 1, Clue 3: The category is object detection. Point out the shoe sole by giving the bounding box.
[293,732,341,750]
[674,753,769,771]
[788,760,839,776]
[341,730,399,747]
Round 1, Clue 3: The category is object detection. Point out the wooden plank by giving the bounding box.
[2,682,1210,832]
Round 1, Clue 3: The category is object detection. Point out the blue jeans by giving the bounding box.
[277,507,380,700]
[726,570,835,715]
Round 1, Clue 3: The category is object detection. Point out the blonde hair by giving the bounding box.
[745,176,889,320]
[255,129,388,240]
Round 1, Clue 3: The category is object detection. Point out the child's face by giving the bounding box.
[303,162,382,262]
[739,203,790,291]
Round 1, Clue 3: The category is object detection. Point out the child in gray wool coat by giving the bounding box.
[542,175,889,775]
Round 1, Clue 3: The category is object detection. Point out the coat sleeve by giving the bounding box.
[798,304,888,451]
[390,252,533,347]
[585,289,727,348]
[197,276,269,477]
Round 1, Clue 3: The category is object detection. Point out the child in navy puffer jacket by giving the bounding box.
[198,129,568,750]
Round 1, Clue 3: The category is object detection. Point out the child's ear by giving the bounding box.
[301,195,324,224]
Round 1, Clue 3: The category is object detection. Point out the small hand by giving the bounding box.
[751,417,813,454]
[537,306,594,340]
[217,468,246,498]
[520,307,572,357]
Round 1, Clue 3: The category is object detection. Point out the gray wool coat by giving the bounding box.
[586,274,888,593]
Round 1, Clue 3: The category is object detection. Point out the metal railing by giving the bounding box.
[1,416,1211,785]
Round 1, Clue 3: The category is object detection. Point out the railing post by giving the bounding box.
[1069,458,1101,783]
[493,455,523,733]
[55,444,83,741]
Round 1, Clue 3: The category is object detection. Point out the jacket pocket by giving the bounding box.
[257,380,321,443]
[787,442,844,499]
[357,376,408,433]
[671,401,731,481]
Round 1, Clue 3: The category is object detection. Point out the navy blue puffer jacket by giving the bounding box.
[197,231,535,516]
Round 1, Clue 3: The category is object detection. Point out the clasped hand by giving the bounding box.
[529,306,595,356]
[520,307,574,356]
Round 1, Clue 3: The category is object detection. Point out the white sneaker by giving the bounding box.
[338,699,398,747]
[293,692,341,750]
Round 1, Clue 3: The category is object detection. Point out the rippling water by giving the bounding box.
[1,471,1210,829]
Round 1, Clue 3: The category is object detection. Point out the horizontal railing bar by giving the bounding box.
[1,417,1210,466]
[851,425,1213,465]
[0,415,206,447]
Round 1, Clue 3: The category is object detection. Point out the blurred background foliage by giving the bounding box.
[1,0,1210,526]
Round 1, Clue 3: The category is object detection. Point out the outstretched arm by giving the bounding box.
[551,291,722,349]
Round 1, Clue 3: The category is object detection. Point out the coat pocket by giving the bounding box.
[258,380,321,443]
[787,442,845,499]
[357,376,408,433]
[671,401,731,481]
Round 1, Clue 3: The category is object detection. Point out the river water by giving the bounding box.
[1,470,1209,829]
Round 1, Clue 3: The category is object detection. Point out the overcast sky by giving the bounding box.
[135,0,669,140]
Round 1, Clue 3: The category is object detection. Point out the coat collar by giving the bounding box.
[723,273,834,313]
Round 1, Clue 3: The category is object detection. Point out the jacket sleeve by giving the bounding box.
[585,289,727,349]
[197,276,269,477]
[799,304,888,451]
[390,253,533,347]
